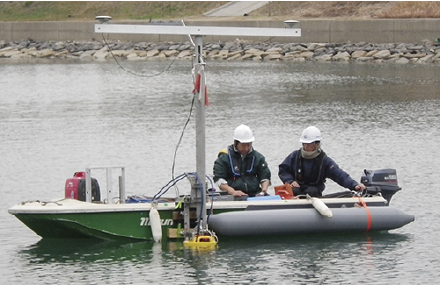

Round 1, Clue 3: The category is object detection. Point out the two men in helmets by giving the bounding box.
[213,124,365,198]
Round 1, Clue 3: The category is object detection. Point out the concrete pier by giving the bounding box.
[0,19,439,43]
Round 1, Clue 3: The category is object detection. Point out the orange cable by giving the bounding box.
[358,197,372,232]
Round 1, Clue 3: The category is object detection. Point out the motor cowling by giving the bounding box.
[360,169,401,204]
[65,172,101,202]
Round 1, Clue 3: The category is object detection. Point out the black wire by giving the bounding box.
[171,93,196,180]
[264,36,276,43]
[101,31,197,188]
[152,173,188,201]
[101,33,178,77]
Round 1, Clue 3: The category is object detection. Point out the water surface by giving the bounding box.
[1,59,438,284]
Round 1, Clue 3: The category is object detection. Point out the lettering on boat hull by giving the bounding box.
[140,217,173,226]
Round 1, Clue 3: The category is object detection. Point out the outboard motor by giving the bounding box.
[65,172,101,202]
[360,169,401,205]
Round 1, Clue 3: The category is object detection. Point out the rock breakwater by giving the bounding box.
[1,39,440,64]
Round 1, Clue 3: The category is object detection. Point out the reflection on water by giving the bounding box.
[215,233,413,285]
[18,232,412,284]
[1,60,439,284]
[22,239,159,264]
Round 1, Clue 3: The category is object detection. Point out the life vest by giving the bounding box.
[295,149,327,185]
[223,146,255,177]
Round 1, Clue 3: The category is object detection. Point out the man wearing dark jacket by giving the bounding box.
[213,124,271,197]
[278,126,365,197]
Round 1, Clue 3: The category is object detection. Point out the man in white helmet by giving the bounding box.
[278,126,366,197]
[213,124,271,197]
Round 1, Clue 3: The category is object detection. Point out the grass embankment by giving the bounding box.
[1,1,440,22]
[252,1,440,19]
[0,1,227,21]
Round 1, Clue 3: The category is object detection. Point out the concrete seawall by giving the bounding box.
[1,19,439,43]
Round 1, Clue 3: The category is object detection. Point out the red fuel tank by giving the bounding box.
[65,172,86,200]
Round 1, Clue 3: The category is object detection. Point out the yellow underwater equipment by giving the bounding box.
[183,234,218,248]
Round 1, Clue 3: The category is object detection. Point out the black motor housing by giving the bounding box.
[361,169,401,205]
[78,178,101,202]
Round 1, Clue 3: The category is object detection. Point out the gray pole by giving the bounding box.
[194,35,207,230]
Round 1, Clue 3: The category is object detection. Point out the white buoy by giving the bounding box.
[310,197,333,217]
[149,206,162,242]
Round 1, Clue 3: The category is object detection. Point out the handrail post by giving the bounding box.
[106,168,112,204]
[119,167,126,203]
[85,167,92,203]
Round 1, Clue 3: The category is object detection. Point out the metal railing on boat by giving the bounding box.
[85,165,125,204]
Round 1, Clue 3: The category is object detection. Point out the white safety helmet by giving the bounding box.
[300,126,322,143]
[233,124,255,143]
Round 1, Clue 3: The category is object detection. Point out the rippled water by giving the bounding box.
[1,59,439,284]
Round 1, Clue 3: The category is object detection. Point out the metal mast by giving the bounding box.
[94,20,301,237]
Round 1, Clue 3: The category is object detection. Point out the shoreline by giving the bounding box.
[1,39,440,64]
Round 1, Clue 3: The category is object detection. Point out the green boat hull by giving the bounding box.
[14,210,176,240]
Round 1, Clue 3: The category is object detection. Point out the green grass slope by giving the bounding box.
[1,1,440,22]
